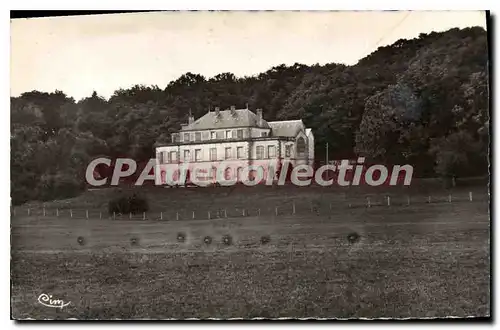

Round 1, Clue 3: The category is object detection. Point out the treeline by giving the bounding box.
[11,27,489,204]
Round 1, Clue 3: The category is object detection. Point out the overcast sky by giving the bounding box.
[11,11,487,100]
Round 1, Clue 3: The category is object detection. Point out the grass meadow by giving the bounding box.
[11,180,490,319]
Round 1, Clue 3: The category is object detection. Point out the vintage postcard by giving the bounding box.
[10,10,490,320]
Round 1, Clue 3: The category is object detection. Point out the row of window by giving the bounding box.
[182,129,244,143]
[177,129,269,143]
[160,166,270,182]
[159,146,245,163]
[158,144,291,163]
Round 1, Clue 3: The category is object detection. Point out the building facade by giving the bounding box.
[155,106,314,185]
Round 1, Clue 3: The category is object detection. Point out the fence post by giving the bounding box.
[56,208,59,217]
[275,206,278,216]
[387,196,390,206]
[293,202,296,215]
[43,208,46,217]
[160,212,163,220]
[143,212,146,220]
[448,194,452,203]
[99,212,102,219]
[86,210,89,219]
[258,209,261,216]
[469,191,473,202]
[70,209,73,218]
[113,211,116,220]
[428,196,431,204]
[224,209,227,218]
[407,196,410,206]
[208,211,211,219]
[242,209,245,217]
[367,197,371,208]
[192,211,195,219]
[176,212,179,221]
[28,208,30,216]
[129,212,132,220]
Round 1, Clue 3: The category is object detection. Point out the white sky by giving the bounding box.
[10,11,487,100]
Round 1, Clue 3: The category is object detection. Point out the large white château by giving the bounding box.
[155,105,314,184]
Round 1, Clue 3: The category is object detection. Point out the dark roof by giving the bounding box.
[181,109,270,131]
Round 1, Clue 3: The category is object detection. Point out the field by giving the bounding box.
[11,181,491,319]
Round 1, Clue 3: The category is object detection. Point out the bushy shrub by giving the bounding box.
[108,193,149,215]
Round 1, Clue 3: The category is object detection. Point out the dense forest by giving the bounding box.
[11,27,489,204]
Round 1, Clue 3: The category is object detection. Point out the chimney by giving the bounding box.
[230,105,236,116]
[215,106,220,116]
[188,109,194,124]
[256,109,263,126]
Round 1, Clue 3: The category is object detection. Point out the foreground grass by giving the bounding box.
[12,247,489,319]
[11,201,490,319]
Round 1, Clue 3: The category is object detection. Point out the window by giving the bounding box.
[211,131,216,140]
[195,149,202,161]
[216,131,224,139]
[169,151,177,163]
[285,145,292,158]
[268,145,276,158]
[184,133,190,142]
[237,147,244,159]
[158,152,164,164]
[183,150,190,161]
[256,146,264,159]
[261,131,268,137]
[237,129,243,139]
[224,167,232,180]
[297,137,306,157]
[210,148,217,161]
[195,132,201,141]
[226,130,231,139]
[225,147,232,159]
[202,131,210,140]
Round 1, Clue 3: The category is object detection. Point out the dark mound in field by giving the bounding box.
[347,232,360,244]
[222,234,233,246]
[260,235,271,245]
[177,232,186,243]
[108,193,149,215]
[130,237,139,246]
[204,236,212,245]
[77,236,85,245]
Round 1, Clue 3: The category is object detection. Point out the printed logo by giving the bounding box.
[37,293,71,309]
